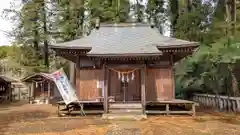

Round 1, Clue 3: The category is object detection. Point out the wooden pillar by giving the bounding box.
[69,61,76,85]
[141,64,146,114]
[166,104,170,115]
[29,82,34,104]
[76,56,80,98]
[7,83,11,101]
[28,84,31,103]
[47,81,51,104]
[42,82,45,100]
[103,64,109,113]
[192,103,196,117]
[31,82,34,98]
[18,87,20,101]
[170,54,175,99]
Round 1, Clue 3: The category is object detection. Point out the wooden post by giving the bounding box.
[103,64,109,113]
[141,64,146,114]
[8,83,11,101]
[192,103,196,117]
[18,87,20,101]
[42,82,45,102]
[69,61,76,85]
[30,82,34,104]
[28,85,31,103]
[31,82,34,98]
[57,104,60,117]
[76,56,80,98]
[47,81,51,104]
[170,54,175,99]
[166,104,170,115]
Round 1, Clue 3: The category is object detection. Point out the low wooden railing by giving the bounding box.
[192,94,240,112]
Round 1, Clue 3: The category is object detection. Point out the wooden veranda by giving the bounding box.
[56,99,197,117]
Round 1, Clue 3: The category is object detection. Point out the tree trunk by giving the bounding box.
[42,0,49,68]
[228,65,239,96]
[170,0,180,37]
[230,0,237,35]
[33,9,39,50]
[186,0,192,12]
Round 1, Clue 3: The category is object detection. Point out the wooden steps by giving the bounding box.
[109,109,142,114]
[102,113,147,121]
[102,103,146,120]
[109,103,142,109]
[109,103,142,114]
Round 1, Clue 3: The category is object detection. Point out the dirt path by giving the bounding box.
[0,103,240,135]
[106,121,140,135]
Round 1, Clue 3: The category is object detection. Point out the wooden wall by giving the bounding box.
[77,69,104,100]
[146,68,174,101]
[33,81,55,97]
[109,70,141,102]
[109,70,121,101]
[76,67,174,101]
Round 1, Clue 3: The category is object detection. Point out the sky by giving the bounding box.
[0,0,13,45]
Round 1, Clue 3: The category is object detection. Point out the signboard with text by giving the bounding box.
[51,68,78,105]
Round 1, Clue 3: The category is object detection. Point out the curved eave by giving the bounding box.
[157,42,199,48]
[51,47,92,55]
[157,44,199,53]
[50,45,92,50]
[21,73,53,82]
[87,53,162,57]
[86,53,163,60]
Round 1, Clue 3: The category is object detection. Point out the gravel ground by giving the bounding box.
[0,103,239,135]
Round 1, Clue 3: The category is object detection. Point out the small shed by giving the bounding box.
[0,75,17,102]
[21,73,61,104]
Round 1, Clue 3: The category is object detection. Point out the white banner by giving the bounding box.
[51,68,78,105]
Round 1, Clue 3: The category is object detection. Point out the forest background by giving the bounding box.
[0,0,239,98]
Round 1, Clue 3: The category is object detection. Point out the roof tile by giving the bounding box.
[50,23,198,56]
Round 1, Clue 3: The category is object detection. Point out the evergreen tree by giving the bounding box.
[88,0,130,23]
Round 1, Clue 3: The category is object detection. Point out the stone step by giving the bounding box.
[109,109,142,114]
[102,114,147,121]
[109,103,142,109]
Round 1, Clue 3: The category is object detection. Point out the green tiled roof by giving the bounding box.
[50,23,198,56]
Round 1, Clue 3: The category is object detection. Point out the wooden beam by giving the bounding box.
[103,64,109,113]
[107,64,143,69]
[141,64,146,114]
